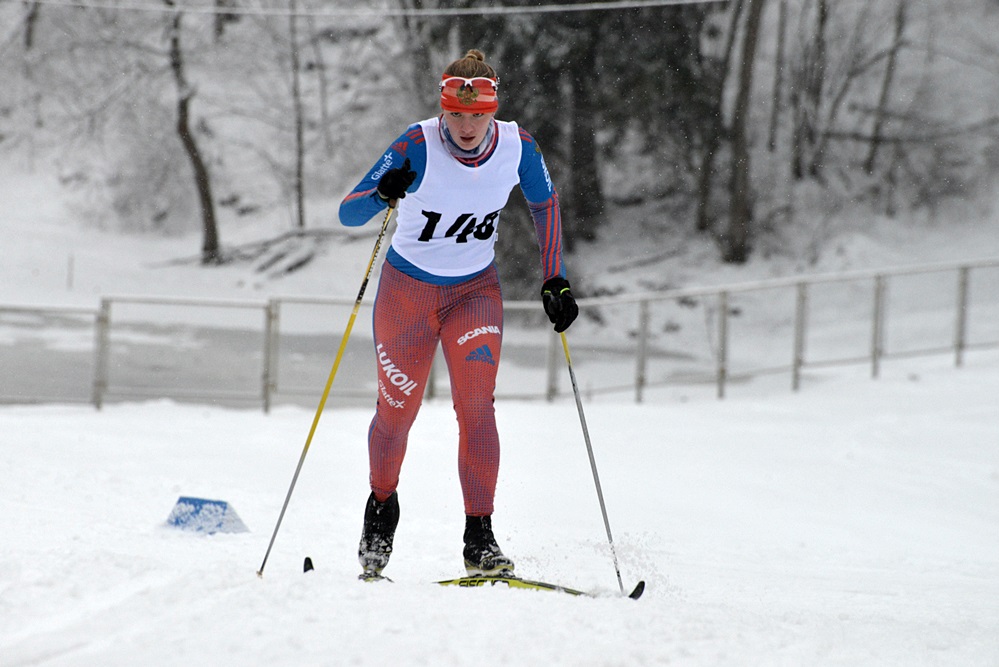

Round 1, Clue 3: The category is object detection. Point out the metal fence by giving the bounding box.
[2,258,997,410]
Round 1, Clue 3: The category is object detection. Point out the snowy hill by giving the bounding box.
[5,164,999,308]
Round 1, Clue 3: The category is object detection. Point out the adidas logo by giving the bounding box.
[465,345,496,365]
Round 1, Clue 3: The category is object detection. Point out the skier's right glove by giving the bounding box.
[376,157,417,203]
[541,276,579,333]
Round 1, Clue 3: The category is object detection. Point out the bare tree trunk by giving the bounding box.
[213,0,238,42]
[289,0,306,229]
[799,0,829,178]
[524,53,569,250]
[695,0,744,233]
[724,0,767,264]
[805,0,829,178]
[810,0,828,119]
[23,0,40,49]
[566,20,603,245]
[393,0,444,112]
[307,15,335,158]
[791,0,828,180]
[864,0,906,175]
[166,5,221,264]
[767,0,788,152]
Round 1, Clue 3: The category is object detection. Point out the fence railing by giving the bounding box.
[1,258,997,410]
[576,258,999,401]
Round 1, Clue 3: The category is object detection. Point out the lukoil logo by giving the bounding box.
[377,343,419,395]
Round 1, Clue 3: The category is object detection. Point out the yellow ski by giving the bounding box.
[305,558,644,599]
[436,576,645,599]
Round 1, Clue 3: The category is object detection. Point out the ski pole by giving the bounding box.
[257,204,395,577]
[559,331,626,596]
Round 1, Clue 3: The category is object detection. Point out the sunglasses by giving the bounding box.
[440,76,499,91]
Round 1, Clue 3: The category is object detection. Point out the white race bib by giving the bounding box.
[390,117,522,277]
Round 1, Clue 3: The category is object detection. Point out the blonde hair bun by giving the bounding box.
[442,49,497,81]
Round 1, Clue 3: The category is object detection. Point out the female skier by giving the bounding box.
[338,49,578,579]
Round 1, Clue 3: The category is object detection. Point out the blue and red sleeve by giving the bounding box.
[518,128,566,282]
[338,124,427,227]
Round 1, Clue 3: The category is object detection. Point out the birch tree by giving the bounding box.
[725,0,766,264]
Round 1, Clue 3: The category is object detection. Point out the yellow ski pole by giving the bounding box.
[257,205,395,577]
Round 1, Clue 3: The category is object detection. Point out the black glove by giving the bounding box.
[376,157,416,202]
[541,276,579,333]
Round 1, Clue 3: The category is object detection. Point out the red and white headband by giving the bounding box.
[439,76,499,113]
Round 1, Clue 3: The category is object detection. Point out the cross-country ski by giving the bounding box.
[305,557,644,599]
[436,576,646,600]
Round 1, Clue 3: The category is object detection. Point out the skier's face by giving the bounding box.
[443,111,494,151]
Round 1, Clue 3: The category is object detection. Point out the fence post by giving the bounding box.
[262,300,279,413]
[792,281,808,391]
[545,330,559,401]
[871,274,887,378]
[955,266,970,367]
[92,298,111,410]
[717,291,729,399]
[635,299,649,403]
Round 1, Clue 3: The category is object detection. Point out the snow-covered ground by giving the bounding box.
[2,168,999,665]
[1,358,997,666]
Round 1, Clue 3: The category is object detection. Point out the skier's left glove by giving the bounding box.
[541,277,578,333]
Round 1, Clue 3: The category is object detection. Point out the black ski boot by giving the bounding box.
[358,491,399,579]
[463,515,515,577]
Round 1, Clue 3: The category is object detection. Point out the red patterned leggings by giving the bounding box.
[367,261,504,516]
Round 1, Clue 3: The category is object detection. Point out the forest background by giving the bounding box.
[2,0,999,299]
